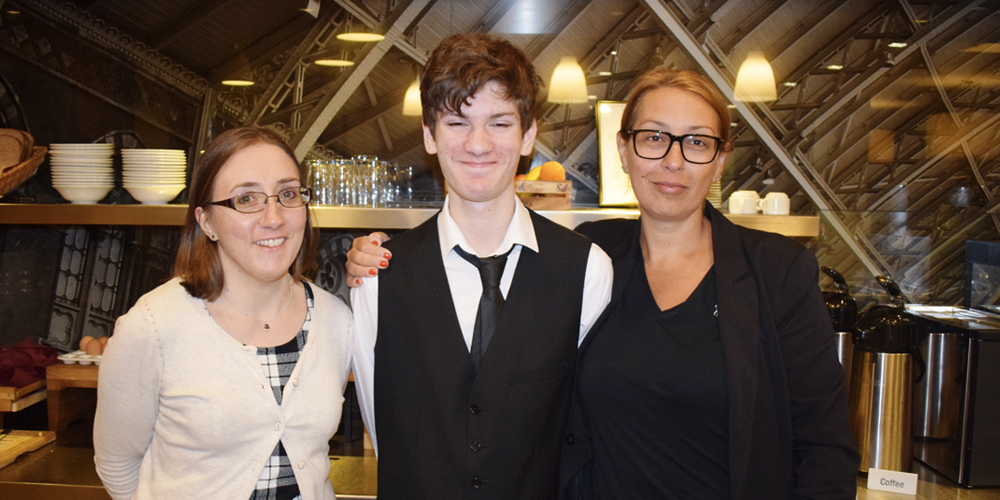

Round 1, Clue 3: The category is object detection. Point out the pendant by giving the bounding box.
[264,323,270,330]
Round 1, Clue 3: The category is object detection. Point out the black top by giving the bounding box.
[578,256,729,500]
[374,211,592,500]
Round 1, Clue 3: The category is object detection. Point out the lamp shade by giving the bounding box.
[548,57,588,104]
[402,78,422,116]
[733,52,777,102]
[337,32,384,42]
[314,59,354,67]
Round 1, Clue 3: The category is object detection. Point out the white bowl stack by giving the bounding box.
[122,149,188,204]
[49,143,116,204]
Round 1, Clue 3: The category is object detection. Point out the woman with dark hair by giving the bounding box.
[345,69,858,499]
[94,126,352,500]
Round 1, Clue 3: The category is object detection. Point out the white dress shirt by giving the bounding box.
[350,193,613,454]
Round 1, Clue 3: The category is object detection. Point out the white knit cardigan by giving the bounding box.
[94,278,352,500]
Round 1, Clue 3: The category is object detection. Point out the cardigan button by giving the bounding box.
[470,404,481,414]
[274,422,282,431]
[470,441,482,452]
[471,478,482,488]
[565,433,576,444]
[298,461,306,469]
[291,378,299,386]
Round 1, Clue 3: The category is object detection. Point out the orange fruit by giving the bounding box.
[539,161,565,181]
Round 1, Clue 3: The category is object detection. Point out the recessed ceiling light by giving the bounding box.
[783,81,797,87]
[314,60,355,67]
[337,33,385,42]
[598,71,612,76]
[609,50,618,56]
[221,80,255,87]
[827,64,843,71]
[888,42,908,48]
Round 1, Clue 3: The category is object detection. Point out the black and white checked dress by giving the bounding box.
[249,282,314,500]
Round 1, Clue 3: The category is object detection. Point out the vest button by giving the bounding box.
[472,478,482,488]
[470,441,482,452]
[566,433,576,444]
[470,404,481,414]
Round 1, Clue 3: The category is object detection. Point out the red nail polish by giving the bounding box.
[379,260,388,268]
[368,269,378,276]
[371,240,380,246]
[383,252,392,260]
[355,278,361,285]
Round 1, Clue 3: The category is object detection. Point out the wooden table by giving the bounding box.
[45,364,99,431]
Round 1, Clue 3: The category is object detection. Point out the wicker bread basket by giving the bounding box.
[0,146,47,197]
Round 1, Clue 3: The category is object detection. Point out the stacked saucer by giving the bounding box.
[49,143,115,203]
[122,149,187,204]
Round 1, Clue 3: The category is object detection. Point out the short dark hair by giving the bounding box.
[421,33,541,135]
[173,126,317,300]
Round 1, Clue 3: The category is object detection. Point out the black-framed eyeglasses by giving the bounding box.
[626,129,723,164]
[209,187,313,213]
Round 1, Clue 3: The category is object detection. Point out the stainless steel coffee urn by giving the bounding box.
[822,266,857,386]
[849,275,923,473]
[911,314,963,440]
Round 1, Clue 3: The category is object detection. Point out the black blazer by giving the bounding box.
[561,202,859,500]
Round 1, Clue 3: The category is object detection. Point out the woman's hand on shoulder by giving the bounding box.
[346,232,391,287]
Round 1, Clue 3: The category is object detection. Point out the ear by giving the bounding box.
[519,119,538,156]
[713,150,728,182]
[195,206,213,238]
[422,123,437,155]
[617,132,629,173]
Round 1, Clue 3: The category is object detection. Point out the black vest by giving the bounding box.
[375,210,592,500]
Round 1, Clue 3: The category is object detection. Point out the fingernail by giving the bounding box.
[368,269,378,276]
[371,240,380,246]
[379,260,388,268]
[355,278,362,285]
[383,252,392,260]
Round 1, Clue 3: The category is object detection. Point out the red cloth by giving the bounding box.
[0,338,58,388]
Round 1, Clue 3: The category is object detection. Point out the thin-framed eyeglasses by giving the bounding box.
[626,129,723,164]
[209,187,313,213]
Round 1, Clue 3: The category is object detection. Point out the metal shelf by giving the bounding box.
[0,204,819,236]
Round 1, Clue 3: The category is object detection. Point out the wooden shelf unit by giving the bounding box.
[0,204,820,237]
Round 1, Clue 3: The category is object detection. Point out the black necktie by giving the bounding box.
[454,245,511,371]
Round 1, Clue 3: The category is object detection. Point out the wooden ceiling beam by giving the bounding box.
[716,0,786,53]
[290,0,432,160]
[795,0,983,141]
[150,0,234,50]
[316,0,528,150]
[523,0,594,60]
[209,12,325,84]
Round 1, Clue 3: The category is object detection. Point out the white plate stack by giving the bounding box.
[49,143,116,204]
[122,149,188,204]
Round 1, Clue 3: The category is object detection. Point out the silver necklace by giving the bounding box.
[223,276,293,331]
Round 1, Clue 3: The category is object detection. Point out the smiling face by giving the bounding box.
[618,86,728,223]
[195,143,307,286]
[423,80,537,205]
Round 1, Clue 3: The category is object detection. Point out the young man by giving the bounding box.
[350,34,612,499]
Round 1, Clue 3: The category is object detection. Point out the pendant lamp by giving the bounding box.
[402,77,422,116]
[548,57,588,104]
[733,52,777,103]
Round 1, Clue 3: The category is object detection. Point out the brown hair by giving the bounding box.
[173,126,317,300]
[620,69,734,151]
[421,33,541,135]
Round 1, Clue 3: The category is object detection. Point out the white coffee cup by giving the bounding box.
[758,192,790,215]
[728,190,760,214]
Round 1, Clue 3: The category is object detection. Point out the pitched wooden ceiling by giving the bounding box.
[4,0,1000,304]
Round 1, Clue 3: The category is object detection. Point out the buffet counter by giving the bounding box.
[1,424,998,500]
